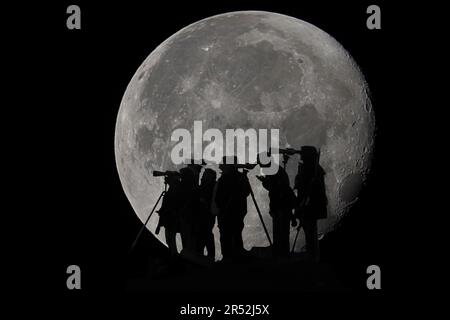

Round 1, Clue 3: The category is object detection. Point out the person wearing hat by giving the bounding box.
[257,159,296,258]
[215,156,251,261]
[177,165,200,255]
[196,168,217,261]
[175,158,205,256]
[294,146,328,262]
[155,173,182,258]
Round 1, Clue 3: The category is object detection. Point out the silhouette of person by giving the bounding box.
[178,166,200,255]
[294,146,328,262]
[155,173,182,257]
[215,156,251,261]
[257,163,296,257]
[186,161,204,253]
[186,162,203,185]
[196,168,217,260]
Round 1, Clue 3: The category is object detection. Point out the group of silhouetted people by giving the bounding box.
[155,146,328,263]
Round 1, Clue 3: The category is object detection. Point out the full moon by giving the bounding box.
[115,11,375,259]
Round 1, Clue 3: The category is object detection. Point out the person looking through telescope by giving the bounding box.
[257,153,296,258]
[215,156,251,261]
[153,171,182,258]
[294,146,328,262]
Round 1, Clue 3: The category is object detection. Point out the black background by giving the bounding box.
[13,0,418,314]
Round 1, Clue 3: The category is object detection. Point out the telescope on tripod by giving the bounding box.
[129,170,182,253]
[152,170,180,178]
[128,149,316,254]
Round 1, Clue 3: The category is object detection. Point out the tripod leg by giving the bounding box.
[129,190,165,253]
[249,186,273,246]
[291,225,301,253]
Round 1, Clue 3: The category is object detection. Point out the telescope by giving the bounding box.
[152,170,180,178]
[278,148,302,156]
[235,163,258,170]
[263,147,302,169]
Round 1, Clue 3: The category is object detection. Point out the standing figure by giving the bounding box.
[257,164,296,257]
[294,146,328,262]
[215,156,251,261]
[155,173,182,257]
[196,168,217,260]
[178,166,200,255]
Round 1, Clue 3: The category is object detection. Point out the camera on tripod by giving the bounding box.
[152,170,181,178]
[278,148,302,156]
[235,163,258,170]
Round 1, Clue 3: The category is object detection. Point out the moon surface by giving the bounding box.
[115,11,375,259]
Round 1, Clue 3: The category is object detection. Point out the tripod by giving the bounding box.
[249,185,273,247]
[243,169,273,247]
[291,221,302,253]
[278,152,303,253]
[129,181,167,253]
